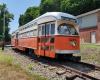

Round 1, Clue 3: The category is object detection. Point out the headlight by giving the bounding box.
[70,41,77,46]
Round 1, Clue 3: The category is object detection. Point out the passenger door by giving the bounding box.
[38,23,50,56]
[44,23,50,57]
[38,24,45,56]
[38,22,55,57]
[45,23,55,57]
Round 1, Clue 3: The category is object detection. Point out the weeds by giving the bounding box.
[0,49,47,80]
[75,44,100,64]
[28,63,35,70]
[0,53,14,65]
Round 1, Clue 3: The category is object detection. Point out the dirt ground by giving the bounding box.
[0,63,33,80]
[0,44,100,80]
[0,49,47,80]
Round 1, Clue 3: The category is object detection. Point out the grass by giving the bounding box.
[75,44,100,64]
[0,52,14,65]
[80,44,100,49]
[0,49,47,80]
[27,63,47,80]
[28,63,36,70]
[0,48,13,63]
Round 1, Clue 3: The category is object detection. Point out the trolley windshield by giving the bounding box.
[58,23,78,35]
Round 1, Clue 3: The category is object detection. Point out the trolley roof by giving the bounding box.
[21,12,76,27]
[12,12,76,34]
[37,12,76,20]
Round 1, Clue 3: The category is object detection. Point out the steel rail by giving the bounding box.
[75,61,100,71]
[56,63,100,80]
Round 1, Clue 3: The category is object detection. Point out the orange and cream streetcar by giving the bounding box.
[11,12,80,58]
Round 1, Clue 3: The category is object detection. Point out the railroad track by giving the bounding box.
[71,60,100,71]
[33,56,100,80]
[56,62,100,80]
[4,47,100,80]
[51,57,100,80]
[33,57,100,80]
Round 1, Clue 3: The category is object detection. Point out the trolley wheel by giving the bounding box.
[29,49,34,58]
[74,56,81,62]
[36,55,40,58]
[56,54,73,59]
[67,56,81,62]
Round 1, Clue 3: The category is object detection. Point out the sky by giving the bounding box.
[0,0,41,33]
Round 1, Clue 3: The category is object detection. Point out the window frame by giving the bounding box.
[38,21,55,36]
[57,23,78,35]
[38,25,42,36]
[41,24,45,36]
[50,22,55,35]
[45,23,50,36]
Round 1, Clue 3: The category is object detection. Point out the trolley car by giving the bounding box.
[11,12,80,58]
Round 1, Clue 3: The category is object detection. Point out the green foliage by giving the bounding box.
[0,4,14,42]
[81,44,100,49]
[27,63,36,70]
[78,44,100,64]
[0,50,47,80]
[19,7,40,26]
[0,52,14,65]
[19,0,100,26]
[19,0,62,26]
[60,0,100,15]
[40,0,61,14]
[31,73,48,80]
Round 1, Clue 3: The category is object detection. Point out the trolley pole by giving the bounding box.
[2,7,5,50]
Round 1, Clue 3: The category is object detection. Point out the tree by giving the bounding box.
[19,7,40,26]
[60,0,100,15]
[40,0,61,14]
[19,14,25,26]
[0,4,14,42]
[19,0,100,26]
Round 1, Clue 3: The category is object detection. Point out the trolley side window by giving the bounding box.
[50,23,55,35]
[46,24,50,35]
[38,26,42,36]
[42,25,45,36]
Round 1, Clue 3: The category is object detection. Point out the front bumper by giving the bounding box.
[55,50,80,54]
